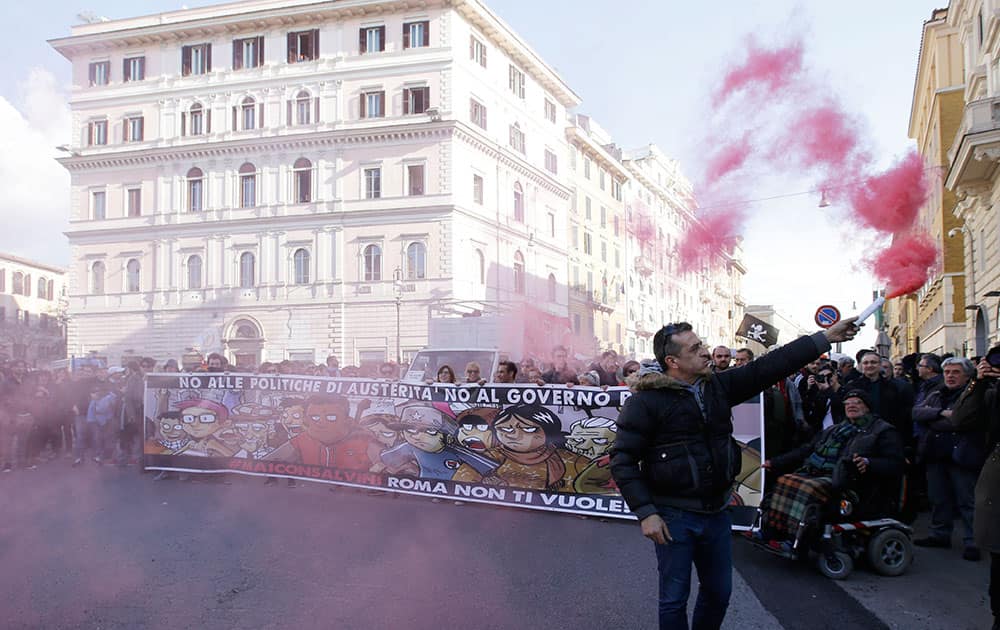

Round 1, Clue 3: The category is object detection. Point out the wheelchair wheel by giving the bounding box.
[866,529,913,577]
[817,551,853,580]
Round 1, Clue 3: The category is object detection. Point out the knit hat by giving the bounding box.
[841,388,872,410]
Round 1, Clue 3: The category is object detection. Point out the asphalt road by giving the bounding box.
[0,462,992,629]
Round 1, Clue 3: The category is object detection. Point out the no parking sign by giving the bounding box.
[814,305,841,329]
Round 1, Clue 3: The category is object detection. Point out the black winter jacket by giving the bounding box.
[610,332,831,519]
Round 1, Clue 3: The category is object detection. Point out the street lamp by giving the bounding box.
[393,267,403,365]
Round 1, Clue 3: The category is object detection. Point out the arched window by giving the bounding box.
[239,162,256,208]
[187,255,203,289]
[47,279,54,301]
[190,102,204,135]
[513,251,525,295]
[513,182,524,222]
[187,167,204,212]
[91,262,105,295]
[239,252,256,289]
[37,277,47,300]
[293,157,312,203]
[12,272,22,295]
[476,249,485,285]
[406,242,426,280]
[363,244,381,282]
[296,90,312,125]
[293,248,311,284]
[235,321,260,338]
[241,96,256,130]
[125,259,140,293]
[547,273,557,302]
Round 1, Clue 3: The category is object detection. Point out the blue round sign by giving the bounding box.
[815,305,841,329]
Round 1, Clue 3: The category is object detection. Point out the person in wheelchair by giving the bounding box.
[761,389,905,539]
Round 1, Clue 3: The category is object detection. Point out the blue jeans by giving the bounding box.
[926,461,978,546]
[653,507,732,630]
[73,416,107,461]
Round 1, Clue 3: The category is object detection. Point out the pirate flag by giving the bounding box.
[735,314,779,347]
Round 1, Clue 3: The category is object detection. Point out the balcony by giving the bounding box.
[634,256,654,277]
[946,95,1000,194]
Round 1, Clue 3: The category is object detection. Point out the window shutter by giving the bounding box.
[379,91,385,116]
[422,21,429,46]
[359,28,367,53]
[206,109,212,134]
[180,112,187,137]
[403,24,410,49]
[122,58,129,81]
[482,46,487,67]
[258,103,264,128]
[257,36,265,66]
[311,29,319,59]
[378,26,386,51]
[88,63,95,85]
[359,94,366,118]
[138,117,144,141]
[139,57,145,79]
[233,39,243,70]
[86,122,93,146]
[286,100,292,125]
[287,32,295,63]
[206,44,212,72]
[403,88,410,115]
[121,121,127,142]
[232,106,238,131]
[182,46,191,76]
[314,96,320,123]
[469,35,474,59]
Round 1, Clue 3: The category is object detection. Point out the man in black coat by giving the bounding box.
[610,317,859,630]
[852,351,910,436]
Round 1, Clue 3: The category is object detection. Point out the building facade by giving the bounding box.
[0,254,67,365]
[887,7,967,359]
[50,0,745,367]
[944,0,1000,356]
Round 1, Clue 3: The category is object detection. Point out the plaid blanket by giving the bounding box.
[763,473,834,536]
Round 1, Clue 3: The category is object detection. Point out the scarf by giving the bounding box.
[801,414,874,474]
[501,444,567,490]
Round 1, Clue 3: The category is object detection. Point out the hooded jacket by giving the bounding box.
[610,332,831,519]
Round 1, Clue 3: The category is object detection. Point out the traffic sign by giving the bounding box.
[814,305,841,329]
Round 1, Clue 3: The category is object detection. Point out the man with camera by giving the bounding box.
[802,362,845,436]
[610,317,859,630]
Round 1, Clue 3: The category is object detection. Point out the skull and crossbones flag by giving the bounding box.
[735,314,779,347]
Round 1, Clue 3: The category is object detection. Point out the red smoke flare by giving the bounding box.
[848,150,929,233]
[714,40,804,106]
[678,210,742,269]
[704,134,753,185]
[778,104,865,174]
[874,234,938,299]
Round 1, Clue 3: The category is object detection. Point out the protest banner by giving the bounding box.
[143,373,763,523]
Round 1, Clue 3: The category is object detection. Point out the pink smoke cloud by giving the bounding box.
[704,134,753,185]
[847,150,929,234]
[875,234,938,299]
[714,39,805,106]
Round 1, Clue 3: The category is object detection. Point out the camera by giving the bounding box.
[987,347,1000,369]
[815,373,830,384]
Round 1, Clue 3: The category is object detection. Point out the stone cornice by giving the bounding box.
[452,123,571,199]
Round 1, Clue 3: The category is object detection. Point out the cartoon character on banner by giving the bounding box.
[357,398,403,473]
[266,394,374,470]
[223,403,280,459]
[452,403,502,453]
[175,398,237,457]
[380,403,500,481]
[453,403,589,492]
[277,396,308,439]
[566,414,620,496]
[146,410,192,454]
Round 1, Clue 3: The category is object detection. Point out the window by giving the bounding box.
[403,86,430,115]
[239,252,256,288]
[293,248,311,284]
[288,29,319,62]
[123,56,145,82]
[600,206,606,227]
[125,115,144,142]
[364,167,382,199]
[23,275,30,298]
[234,36,264,69]
[513,183,524,222]
[601,240,607,262]
[407,164,425,196]
[187,167,204,212]
[403,21,429,48]
[239,162,256,208]
[12,272,23,295]
[612,179,622,201]
[360,90,385,118]
[544,99,556,123]
[295,90,312,125]
[614,247,620,268]
[513,251,525,295]
[127,187,141,217]
[37,277,47,300]
[406,242,426,280]
[91,262,105,295]
[293,158,312,203]
[182,44,212,76]
[599,168,606,190]
[548,274,557,302]
[583,232,592,255]
[92,191,106,220]
[88,119,108,146]
[88,61,110,86]
[613,214,620,236]
[470,98,487,129]
[0,270,5,293]
[548,212,556,238]
[544,149,558,174]
[585,197,592,219]
[125,259,140,293]
[473,174,484,204]
[508,65,525,99]
[241,96,256,130]
[186,103,206,136]
[509,123,525,154]
[363,244,382,281]
[360,26,386,54]
[476,249,485,284]
[47,280,54,301]
[187,255,203,289]
[470,36,487,67]
[583,157,591,179]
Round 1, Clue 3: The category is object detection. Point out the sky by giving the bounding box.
[0,0,944,353]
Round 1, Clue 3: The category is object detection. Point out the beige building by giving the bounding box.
[0,253,67,365]
[944,0,1000,355]
[888,7,967,358]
